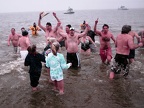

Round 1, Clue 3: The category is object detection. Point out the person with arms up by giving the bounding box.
[81,21,97,53]
[79,32,97,56]
[59,24,89,68]
[38,12,61,42]
[94,18,115,65]
[29,22,41,36]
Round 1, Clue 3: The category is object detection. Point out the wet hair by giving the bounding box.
[46,22,52,26]
[27,46,31,53]
[83,20,86,24]
[31,45,36,53]
[52,42,60,56]
[102,24,109,29]
[33,22,36,27]
[66,24,71,28]
[11,28,15,31]
[27,45,37,54]
[121,25,131,34]
[22,30,28,36]
[21,27,25,30]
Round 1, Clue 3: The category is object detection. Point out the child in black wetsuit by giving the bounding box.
[24,45,45,91]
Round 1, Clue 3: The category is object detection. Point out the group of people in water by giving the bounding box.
[7,11,144,95]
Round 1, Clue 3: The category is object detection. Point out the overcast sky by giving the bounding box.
[0,0,144,13]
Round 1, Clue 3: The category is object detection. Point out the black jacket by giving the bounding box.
[24,53,45,72]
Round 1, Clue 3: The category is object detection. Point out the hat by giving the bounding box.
[70,27,75,31]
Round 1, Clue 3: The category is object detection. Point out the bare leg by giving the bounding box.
[53,80,58,90]
[107,55,112,65]
[57,80,64,95]
[109,71,115,79]
[129,58,134,64]
[47,68,52,83]
[100,53,107,63]
[13,47,18,54]
[32,87,38,91]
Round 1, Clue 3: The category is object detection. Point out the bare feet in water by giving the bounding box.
[32,87,38,91]
[52,88,59,92]
[56,91,64,96]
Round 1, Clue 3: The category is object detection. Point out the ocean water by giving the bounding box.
[0,9,144,108]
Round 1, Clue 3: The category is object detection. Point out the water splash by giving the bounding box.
[0,57,24,75]
[129,61,143,72]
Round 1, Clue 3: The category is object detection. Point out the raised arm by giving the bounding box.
[53,12,61,23]
[38,12,46,32]
[53,12,61,33]
[78,24,89,38]
[94,18,101,36]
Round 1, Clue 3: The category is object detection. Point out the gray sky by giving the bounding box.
[0,0,144,13]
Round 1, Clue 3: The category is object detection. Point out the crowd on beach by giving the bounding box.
[7,12,144,95]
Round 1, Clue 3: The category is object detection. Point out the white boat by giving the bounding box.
[64,7,75,14]
[118,6,128,10]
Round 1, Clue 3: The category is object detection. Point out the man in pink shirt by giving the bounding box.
[109,25,143,79]
[7,28,21,53]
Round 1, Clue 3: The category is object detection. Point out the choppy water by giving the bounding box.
[0,9,144,108]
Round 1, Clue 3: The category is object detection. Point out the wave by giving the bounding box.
[0,57,25,75]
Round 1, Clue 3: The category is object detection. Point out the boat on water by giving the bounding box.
[64,7,75,14]
[118,6,128,10]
